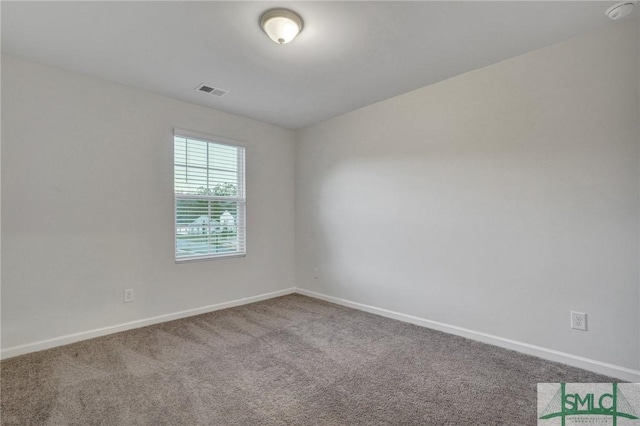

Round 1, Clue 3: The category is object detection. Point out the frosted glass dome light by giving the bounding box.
[260,9,303,44]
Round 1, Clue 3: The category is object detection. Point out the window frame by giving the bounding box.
[173,129,246,263]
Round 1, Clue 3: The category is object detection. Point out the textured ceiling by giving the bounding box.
[1,1,636,129]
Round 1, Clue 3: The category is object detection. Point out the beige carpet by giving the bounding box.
[1,294,614,425]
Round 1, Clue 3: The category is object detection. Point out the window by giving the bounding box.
[174,130,246,262]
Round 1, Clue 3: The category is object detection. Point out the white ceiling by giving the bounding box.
[1,1,635,129]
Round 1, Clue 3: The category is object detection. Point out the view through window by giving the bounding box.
[174,132,246,261]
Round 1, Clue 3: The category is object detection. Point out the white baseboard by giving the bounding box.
[295,288,640,382]
[4,286,639,382]
[0,288,296,360]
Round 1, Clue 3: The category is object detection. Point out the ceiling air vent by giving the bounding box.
[196,84,229,97]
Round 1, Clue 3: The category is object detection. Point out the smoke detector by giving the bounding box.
[605,2,636,20]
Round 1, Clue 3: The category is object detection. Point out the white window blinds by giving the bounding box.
[174,131,246,261]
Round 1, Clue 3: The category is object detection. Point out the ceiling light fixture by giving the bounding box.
[605,1,636,20]
[260,9,303,44]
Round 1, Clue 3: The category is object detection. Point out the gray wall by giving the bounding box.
[1,55,296,350]
[295,19,639,370]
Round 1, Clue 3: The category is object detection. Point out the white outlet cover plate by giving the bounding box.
[571,311,587,331]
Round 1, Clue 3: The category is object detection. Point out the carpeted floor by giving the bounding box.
[1,294,615,425]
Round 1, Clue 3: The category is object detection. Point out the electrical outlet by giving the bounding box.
[313,268,320,279]
[124,288,134,303]
[571,311,587,331]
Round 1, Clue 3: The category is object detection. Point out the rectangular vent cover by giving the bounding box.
[196,84,228,97]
